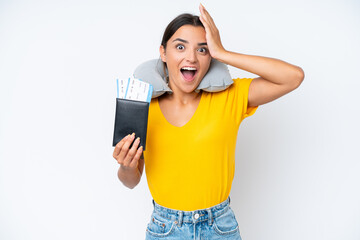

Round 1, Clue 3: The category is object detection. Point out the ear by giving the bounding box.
[159,45,166,62]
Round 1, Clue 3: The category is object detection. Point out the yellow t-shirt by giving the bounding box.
[143,78,258,211]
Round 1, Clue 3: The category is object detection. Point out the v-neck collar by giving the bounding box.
[156,92,204,129]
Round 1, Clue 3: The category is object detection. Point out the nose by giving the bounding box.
[185,49,197,63]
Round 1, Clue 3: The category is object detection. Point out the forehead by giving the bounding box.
[170,25,206,42]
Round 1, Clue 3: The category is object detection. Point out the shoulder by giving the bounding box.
[201,78,253,105]
[211,78,254,97]
[231,78,254,89]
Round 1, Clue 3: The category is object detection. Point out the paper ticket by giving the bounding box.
[117,78,153,103]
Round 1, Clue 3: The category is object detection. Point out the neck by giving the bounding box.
[165,82,201,105]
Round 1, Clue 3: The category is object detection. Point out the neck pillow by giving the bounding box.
[133,58,233,98]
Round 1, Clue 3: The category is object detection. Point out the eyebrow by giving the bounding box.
[172,38,207,46]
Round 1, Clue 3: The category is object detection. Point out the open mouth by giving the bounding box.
[180,67,197,82]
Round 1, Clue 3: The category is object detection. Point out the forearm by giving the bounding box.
[215,50,304,87]
[118,166,141,189]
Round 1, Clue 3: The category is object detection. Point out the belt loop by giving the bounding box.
[207,208,213,226]
[177,211,183,227]
[152,199,155,207]
[229,196,231,205]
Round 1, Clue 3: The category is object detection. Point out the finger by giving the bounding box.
[199,4,209,24]
[129,146,143,169]
[199,15,210,32]
[203,13,216,32]
[199,3,205,15]
[199,4,216,30]
[113,134,130,158]
[123,137,141,166]
[199,3,208,15]
[118,133,135,162]
[200,16,218,44]
[199,4,212,22]
[199,10,212,33]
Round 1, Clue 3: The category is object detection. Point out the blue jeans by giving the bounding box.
[145,197,242,240]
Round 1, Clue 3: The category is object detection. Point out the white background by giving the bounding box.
[0,0,359,239]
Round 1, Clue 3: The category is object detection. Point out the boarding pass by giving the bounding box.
[117,78,153,103]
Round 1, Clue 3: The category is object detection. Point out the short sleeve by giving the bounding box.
[231,78,258,124]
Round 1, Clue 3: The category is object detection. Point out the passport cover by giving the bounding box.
[112,98,149,150]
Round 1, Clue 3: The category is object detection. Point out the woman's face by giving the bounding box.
[160,25,211,94]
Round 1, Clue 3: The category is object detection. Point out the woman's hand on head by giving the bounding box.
[113,133,143,171]
[199,3,226,59]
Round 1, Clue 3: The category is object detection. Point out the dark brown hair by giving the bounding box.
[161,13,204,50]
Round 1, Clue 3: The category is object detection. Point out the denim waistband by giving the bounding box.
[151,197,231,227]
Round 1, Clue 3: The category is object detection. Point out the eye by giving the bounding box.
[198,47,208,54]
[176,44,185,50]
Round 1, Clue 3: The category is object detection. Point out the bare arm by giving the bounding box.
[199,4,304,107]
[113,134,144,189]
[215,51,304,107]
[117,154,144,189]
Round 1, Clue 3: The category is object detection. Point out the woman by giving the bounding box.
[113,4,304,239]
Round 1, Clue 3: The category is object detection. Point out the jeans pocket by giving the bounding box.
[146,212,176,238]
[212,207,240,236]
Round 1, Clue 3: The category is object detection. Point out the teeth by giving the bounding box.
[181,67,197,71]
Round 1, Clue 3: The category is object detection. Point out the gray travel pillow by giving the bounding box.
[133,58,233,98]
